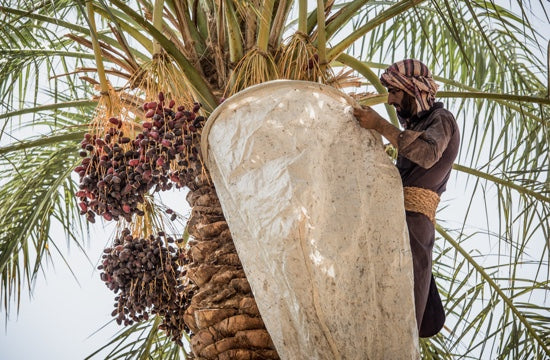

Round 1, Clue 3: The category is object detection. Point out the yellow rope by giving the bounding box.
[403,186,440,224]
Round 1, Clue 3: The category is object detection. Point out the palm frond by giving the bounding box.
[86,317,189,359]
[0,141,85,313]
[436,226,550,358]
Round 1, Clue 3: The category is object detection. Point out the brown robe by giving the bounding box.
[396,102,460,337]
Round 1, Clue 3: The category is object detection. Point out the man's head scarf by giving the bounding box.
[380,59,439,114]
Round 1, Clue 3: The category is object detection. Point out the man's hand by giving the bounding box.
[353,105,401,149]
[353,106,383,129]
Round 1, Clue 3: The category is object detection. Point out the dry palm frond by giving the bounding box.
[128,51,196,111]
[349,91,387,107]
[225,47,279,96]
[277,32,332,83]
[326,68,362,89]
[50,67,131,81]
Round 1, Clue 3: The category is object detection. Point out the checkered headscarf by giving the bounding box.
[380,59,439,114]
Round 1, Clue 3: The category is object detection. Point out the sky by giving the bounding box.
[1,1,549,360]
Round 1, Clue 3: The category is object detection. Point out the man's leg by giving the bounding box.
[406,212,435,331]
[419,274,445,337]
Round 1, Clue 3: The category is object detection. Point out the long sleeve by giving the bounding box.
[397,112,457,169]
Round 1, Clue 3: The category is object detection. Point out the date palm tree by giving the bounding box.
[0,0,548,358]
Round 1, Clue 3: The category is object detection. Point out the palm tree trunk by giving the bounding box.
[183,173,279,359]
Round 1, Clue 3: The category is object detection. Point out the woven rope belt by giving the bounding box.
[403,186,440,224]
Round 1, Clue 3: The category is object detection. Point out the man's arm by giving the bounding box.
[353,106,401,148]
[354,106,458,169]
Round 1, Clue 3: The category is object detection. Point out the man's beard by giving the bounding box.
[396,95,416,119]
[396,107,413,119]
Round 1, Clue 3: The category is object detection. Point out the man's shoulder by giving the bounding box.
[429,104,458,127]
[430,103,455,119]
[423,103,459,135]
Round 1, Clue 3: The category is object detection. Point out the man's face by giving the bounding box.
[387,88,416,119]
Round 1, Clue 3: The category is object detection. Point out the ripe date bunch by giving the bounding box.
[99,229,190,344]
[75,92,205,223]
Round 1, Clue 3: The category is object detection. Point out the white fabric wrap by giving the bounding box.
[201,80,419,360]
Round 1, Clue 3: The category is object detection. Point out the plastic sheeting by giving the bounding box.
[201,80,419,359]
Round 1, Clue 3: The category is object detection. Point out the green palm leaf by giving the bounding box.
[0,141,85,313]
[85,317,189,360]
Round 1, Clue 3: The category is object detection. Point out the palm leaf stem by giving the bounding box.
[257,0,276,52]
[316,0,327,72]
[298,0,307,33]
[373,89,550,112]
[224,0,244,62]
[0,131,86,155]
[436,225,550,357]
[306,0,336,36]
[306,0,321,35]
[453,164,550,203]
[435,90,543,124]
[159,17,190,59]
[438,91,550,107]
[51,66,132,82]
[85,0,110,98]
[336,53,399,126]
[268,0,293,50]
[141,316,164,357]
[109,0,218,112]
[0,100,97,120]
[195,0,209,43]
[327,0,426,60]
[0,49,96,60]
[152,0,165,54]
[214,0,225,59]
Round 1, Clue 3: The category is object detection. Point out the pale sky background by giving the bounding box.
[0,2,549,360]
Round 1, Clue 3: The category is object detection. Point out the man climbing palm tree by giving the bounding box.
[354,59,460,337]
